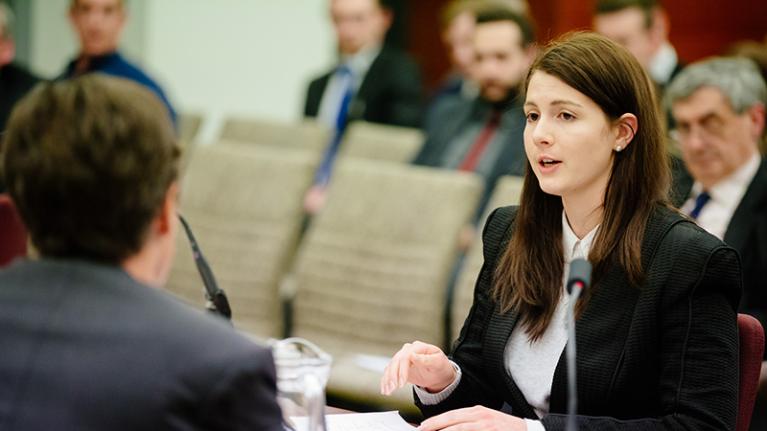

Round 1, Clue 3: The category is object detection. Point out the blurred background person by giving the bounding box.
[415,6,535,224]
[0,2,38,135]
[61,0,176,125]
[0,75,283,430]
[303,0,423,215]
[668,57,767,354]
[593,0,683,92]
[432,0,529,106]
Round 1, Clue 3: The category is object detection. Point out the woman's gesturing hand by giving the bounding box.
[379,341,456,395]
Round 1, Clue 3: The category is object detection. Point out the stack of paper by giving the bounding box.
[290,411,417,431]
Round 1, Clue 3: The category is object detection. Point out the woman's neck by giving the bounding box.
[562,194,604,239]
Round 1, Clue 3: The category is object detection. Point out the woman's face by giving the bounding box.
[523,71,620,205]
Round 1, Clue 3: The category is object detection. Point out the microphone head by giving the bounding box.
[566,258,592,294]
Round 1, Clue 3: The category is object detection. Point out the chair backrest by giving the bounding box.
[451,176,524,342]
[177,112,203,145]
[166,143,316,338]
[339,121,424,163]
[0,194,27,267]
[737,313,765,431]
[219,116,330,155]
[291,159,483,357]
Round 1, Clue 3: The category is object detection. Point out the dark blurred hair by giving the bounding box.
[2,75,179,263]
[595,0,658,28]
[493,32,671,340]
[475,6,535,48]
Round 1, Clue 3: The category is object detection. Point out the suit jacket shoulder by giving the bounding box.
[0,259,284,431]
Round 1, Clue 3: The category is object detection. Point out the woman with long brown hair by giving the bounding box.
[381,32,741,430]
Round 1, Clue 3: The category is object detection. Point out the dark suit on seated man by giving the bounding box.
[668,58,767,431]
[0,76,283,430]
[667,57,767,343]
[302,0,423,216]
[414,7,535,221]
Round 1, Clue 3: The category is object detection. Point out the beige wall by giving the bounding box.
[29,0,336,143]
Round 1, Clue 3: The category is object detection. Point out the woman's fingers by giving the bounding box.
[380,341,449,395]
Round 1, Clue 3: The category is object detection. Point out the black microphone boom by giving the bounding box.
[565,257,592,431]
[178,214,232,320]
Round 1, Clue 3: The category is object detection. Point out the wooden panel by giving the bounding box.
[405,0,767,90]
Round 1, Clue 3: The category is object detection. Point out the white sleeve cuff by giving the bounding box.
[413,361,462,405]
[524,419,545,431]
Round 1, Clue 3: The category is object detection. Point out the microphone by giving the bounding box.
[177,213,232,321]
[565,257,591,431]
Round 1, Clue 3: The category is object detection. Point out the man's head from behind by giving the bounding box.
[473,7,535,103]
[593,0,667,70]
[0,3,16,67]
[69,0,125,57]
[330,0,392,56]
[2,76,180,283]
[667,58,766,189]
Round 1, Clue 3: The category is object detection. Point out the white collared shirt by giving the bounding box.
[316,45,381,129]
[648,42,679,86]
[681,154,761,240]
[416,212,598,431]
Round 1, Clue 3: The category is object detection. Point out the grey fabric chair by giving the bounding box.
[167,143,316,338]
[339,121,424,163]
[451,175,524,342]
[219,116,330,156]
[290,159,483,412]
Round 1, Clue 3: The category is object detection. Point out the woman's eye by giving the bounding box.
[560,112,575,121]
[526,112,539,122]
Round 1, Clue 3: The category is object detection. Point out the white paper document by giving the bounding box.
[290,411,417,431]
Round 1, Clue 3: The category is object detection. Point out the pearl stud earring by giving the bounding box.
[615,146,623,152]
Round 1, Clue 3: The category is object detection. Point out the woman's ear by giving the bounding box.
[614,113,638,153]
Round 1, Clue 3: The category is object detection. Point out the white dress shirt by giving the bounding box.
[648,42,679,86]
[416,212,598,431]
[681,154,761,240]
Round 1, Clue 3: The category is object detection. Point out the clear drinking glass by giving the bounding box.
[270,337,332,431]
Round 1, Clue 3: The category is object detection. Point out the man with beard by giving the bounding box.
[414,6,535,220]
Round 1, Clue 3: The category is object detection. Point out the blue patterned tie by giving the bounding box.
[689,191,711,220]
[314,65,354,186]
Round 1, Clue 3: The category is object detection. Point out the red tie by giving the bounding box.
[459,110,502,172]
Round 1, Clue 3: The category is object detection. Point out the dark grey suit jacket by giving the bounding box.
[304,46,423,128]
[418,205,741,430]
[414,96,527,221]
[0,259,284,431]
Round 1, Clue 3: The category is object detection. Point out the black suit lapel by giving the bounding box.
[549,207,685,414]
[548,262,639,414]
[724,160,767,251]
[484,307,539,419]
[351,49,389,121]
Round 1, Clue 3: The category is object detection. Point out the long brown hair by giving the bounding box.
[493,32,671,340]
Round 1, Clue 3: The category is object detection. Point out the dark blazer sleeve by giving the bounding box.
[198,345,284,431]
[416,206,513,417]
[542,224,741,430]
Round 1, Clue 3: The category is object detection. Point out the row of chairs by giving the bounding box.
[215,117,424,164]
[165,139,524,412]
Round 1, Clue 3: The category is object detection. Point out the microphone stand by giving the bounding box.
[178,213,232,321]
[565,258,591,431]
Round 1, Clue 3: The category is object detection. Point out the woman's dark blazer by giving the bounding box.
[417,205,742,430]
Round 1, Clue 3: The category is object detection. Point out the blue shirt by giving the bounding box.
[61,51,177,127]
